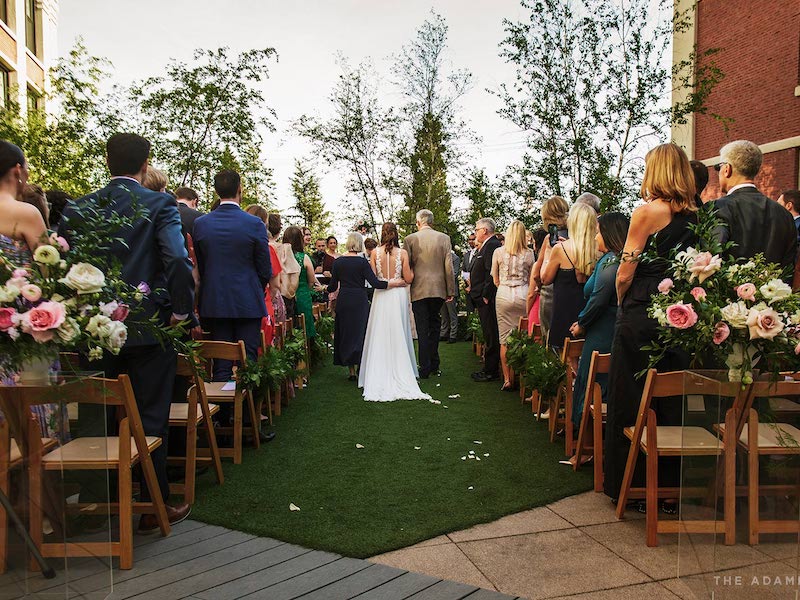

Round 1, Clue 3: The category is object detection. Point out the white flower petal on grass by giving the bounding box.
[448,394,460,399]
[468,486,474,490]
[355,444,364,449]
[447,437,451,441]
[461,456,467,460]
[476,457,481,461]
[289,503,301,512]
[414,446,421,450]
[483,453,490,457]
[473,441,482,444]
[469,450,475,454]
[429,399,441,405]
[443,406,448,409]
[436,384,440,387]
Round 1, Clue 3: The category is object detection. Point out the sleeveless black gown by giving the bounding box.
[549,248,587,351]
[603,211,698,499]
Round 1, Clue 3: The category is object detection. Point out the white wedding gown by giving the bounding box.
[359,247,431,402]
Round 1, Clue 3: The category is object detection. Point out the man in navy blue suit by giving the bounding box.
[60,133,196,531]
[193,169,271,384]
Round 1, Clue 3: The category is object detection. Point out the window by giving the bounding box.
[26,86,40,113]
[0,2,7,26]
[0,68,8,108]
[25,0,36,55]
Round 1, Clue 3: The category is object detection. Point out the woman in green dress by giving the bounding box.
[283,226,320,338]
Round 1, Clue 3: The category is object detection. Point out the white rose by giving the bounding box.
[720,301,750,329]
[88,346,104,361]
[0,286,19,303]
[759,279,792,302]
[106,321,128,351]
[86,314,112,338]
[99,300,119,317]
[791,311,800,325]
[652,307,668,326]
[59,263,106,295]
[56,317,81,343]
[32,244,60,265]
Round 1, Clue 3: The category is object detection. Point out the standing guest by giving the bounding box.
[364,237,378,259]
[20,184,49,227]
[142,166,168,193]
[711,140,797,273]
[568,212,629,443]
[439,249,461,344]
[45,189,72,229]
[777,189,800,243]
[541,203,597,351]
[462,233,477,314]
[689,160,709,208]
[323,235,340,274]
[175,187,203,236]
[526,228,548,336]
[492,220,535,390]
[267,213,299,322]
[327,232,392,380]
[302,227,313,250]
[60,133,195,530]
[574,192,601,213]
[312,238,327,271]
[404,209,456,379]
[283,226,321,339]
[193,170,271,380]
[469,217,502,382]
[529,195,569,346]
[244,205,284,348]
[604,143,698,505]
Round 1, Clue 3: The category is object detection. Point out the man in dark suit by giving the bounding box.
[469,217,501,382]
[711,140,797,275]
[193,170,271,382]
[60,133,196,531]
[175,186,203,236]
[777,189,800,245]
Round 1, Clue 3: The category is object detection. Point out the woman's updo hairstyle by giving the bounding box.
[0,141,25,178]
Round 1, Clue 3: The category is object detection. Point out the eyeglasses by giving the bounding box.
[475,227,487,232]
[714,162,728,172]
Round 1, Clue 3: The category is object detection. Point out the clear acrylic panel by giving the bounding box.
[0,370,113,600]
[676,370,800,599]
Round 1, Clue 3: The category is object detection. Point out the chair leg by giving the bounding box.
[185,408,197,506]
[27,418,43,572]
[118,463,133,569]
[198,397,224,486]
[645,409,658,547]
[724,409,736,546]
[233,397,243,465]
[574,398,592,472]
[246,392,260,450]
[549,388,562,442]
[565,391,574,457]
[593,412,604,493]
[748,409,759,545]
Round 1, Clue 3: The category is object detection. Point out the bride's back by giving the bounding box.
[374,245,402,281]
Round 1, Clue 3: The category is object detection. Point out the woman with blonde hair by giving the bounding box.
[604,142,697,505]
[541,202,597,351]
[492,219,535,390]
[528,195,569,345]
[142,166,168,193]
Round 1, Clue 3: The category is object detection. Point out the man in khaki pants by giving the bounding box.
[404,209,455,378]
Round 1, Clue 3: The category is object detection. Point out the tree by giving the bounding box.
[0,40,123,197]
[129,47,278,207]
[289,159,331,238]
[295,59,403,229]
[459,168,509,233]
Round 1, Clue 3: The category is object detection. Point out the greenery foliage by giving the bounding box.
[289,159,331,239]
[466,312,484,344]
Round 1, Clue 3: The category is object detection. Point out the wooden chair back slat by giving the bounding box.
[197,340,247,363]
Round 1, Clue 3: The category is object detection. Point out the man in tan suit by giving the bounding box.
[404,209,455,378]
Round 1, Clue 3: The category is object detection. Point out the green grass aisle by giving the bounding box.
[191,341,593,558]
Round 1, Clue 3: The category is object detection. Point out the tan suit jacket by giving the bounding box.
[404,227,456,302]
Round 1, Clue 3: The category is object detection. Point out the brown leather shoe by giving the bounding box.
[137,503,191,534]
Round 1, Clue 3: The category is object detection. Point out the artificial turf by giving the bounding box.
[191,340,593,558]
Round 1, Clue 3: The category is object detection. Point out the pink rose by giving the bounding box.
[736,283,757,301]
[690,287,707,302]
[48,233,69,252]
[0,307,16,331]
[20,284,42,302]
[665,302,699,329]
[136,281,151,295]
[6,276,27,290]
[111,303,130,322]
[21,301,66,343]
[12,269,27,279]
[746,307,784,341]
[713,322,730,345]
[658,278,674,295]
[688,252,722,283]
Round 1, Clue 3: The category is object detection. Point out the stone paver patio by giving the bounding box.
[370,491,800,600]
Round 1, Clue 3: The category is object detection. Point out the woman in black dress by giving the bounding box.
[604,143,698,505]
[327,232,402,380]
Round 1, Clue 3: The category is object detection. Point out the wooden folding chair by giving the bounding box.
[616,370,743,547]
[167,355,224,504]
[727,376,800,544]
[0,376,170,570]
[573,352,611,492]
[549,337,584,456]
[198,340,260,465]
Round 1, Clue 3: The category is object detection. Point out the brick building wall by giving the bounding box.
[692,0,800,201]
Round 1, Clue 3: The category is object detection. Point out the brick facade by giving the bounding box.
[693,0,800,200]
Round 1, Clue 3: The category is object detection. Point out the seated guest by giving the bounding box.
[711,140,797,274]
[20,184,49,228]
[568,212,629,447]
[45,189,72,229]
[327,232,394,380]
[142,166,168,193]
[690,159,709,208]
[541,203,597,351]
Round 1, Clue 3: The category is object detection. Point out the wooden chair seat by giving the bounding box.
[9,438,57,466]
[589,403,607,417]
[768,397,800,412]
[169,402,219,426]
[41,436,161,469]
[720,422,800,454]
[204,382,236,399]
[625,426,723,456]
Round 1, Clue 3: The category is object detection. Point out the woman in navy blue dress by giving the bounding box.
[327,232,402,380]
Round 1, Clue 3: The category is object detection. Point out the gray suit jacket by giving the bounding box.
[404,227,456,302]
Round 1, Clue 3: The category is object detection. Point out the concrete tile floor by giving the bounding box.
[370,491,800,599]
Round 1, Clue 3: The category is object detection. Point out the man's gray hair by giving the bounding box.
[476,217,496,233]
[720,140,762,180]
[416,209,434,226]
[574,192,601,213]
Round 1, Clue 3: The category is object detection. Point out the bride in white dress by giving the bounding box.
[359,223,432,402]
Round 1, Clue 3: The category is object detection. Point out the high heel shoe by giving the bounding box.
[500,381,513,392]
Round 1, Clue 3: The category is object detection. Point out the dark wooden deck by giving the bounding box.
[0,520,519,600]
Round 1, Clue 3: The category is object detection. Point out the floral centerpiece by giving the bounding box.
[645,213,800,383]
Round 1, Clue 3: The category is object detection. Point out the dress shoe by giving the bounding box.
[138,502,191,533]
[472,372,498,382]
[259,429,276,443]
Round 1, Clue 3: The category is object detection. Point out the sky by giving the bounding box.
[57,0,530,222]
